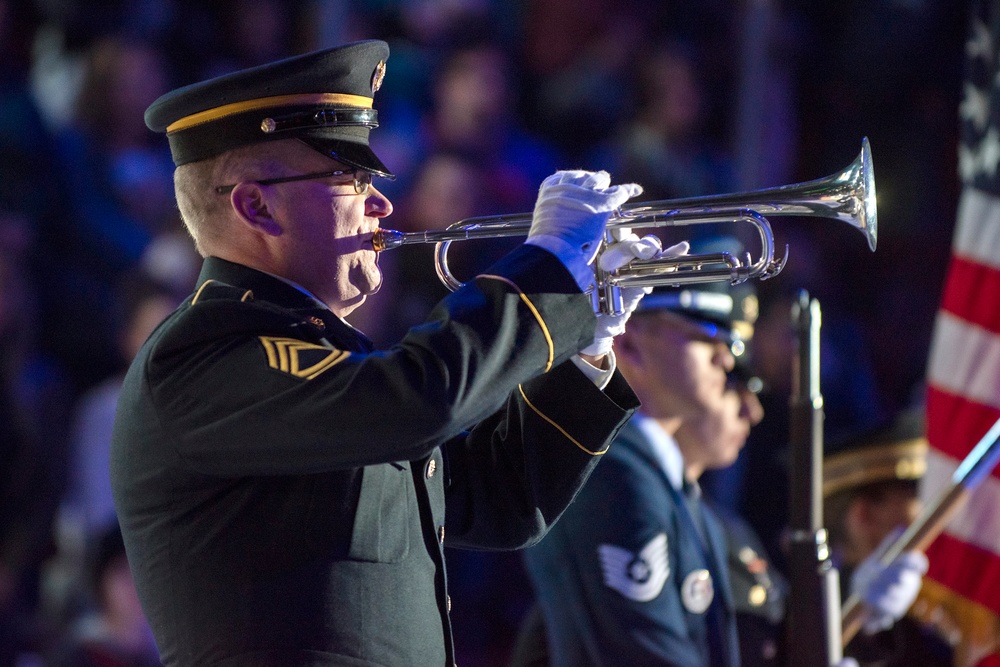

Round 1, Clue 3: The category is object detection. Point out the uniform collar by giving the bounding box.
[197,256,325,310]
[195,256,375,353]
[633,414,685,491]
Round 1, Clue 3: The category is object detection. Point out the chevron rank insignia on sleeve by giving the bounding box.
[598,533,670,602]
[259,336,350,379]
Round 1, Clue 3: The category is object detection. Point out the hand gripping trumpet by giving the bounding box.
[372,138,878,314]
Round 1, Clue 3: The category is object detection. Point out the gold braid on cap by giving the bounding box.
[823,437,928,498]
[166,93,374,133]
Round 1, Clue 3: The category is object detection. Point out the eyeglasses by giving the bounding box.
[215,169,372,195]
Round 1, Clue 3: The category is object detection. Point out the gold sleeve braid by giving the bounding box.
[517,385,608,456]
[476,274,554,373]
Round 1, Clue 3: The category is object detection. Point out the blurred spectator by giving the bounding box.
[0,224,73,664]
[55,34,175,269]
[44,34,175,387]
[587,40,737,202]
[418,42,563,210]
[194,0,303,80]
[519,0,649,159]
[63,275,180,550]
[46,525,160,667]
[364,40,564,341]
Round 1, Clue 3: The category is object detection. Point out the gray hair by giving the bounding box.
[173,142,295,256]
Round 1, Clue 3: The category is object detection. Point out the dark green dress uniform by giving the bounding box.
[110,250,638,666]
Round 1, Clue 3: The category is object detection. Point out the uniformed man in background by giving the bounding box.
[517,271,929,667]
[520,277,768,667]
[110,39,659,666]
[825,410,953,666]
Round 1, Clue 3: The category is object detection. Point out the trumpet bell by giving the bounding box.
[612,136,876,252]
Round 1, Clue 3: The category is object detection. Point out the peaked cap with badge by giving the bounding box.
[824,406,929,499]
[635,237,760,385]
[144,39,394,177]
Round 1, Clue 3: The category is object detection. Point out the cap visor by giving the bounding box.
[299,137,395,179]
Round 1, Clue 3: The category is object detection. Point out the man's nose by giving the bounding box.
[366,185,393,218]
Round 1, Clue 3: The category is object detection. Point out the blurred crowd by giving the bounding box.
[0,0,967,665]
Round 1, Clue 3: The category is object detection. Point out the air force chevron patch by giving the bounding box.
[259,336,349,379]
[598,533,669,602]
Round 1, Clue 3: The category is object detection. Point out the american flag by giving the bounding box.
[920,2,1000,665]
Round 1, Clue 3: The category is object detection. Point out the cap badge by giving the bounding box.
[371,60,386,93]
[681,569,714,614]
[260,117,277,134]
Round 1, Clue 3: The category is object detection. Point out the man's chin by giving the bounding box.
[348,260,383,297]
[365,268,383,296]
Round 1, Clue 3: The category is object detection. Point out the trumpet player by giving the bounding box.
[109,39,665,666]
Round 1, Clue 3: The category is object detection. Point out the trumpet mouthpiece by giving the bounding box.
[371,228,404,252]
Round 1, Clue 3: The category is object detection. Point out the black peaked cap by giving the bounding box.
[145,40,393,176]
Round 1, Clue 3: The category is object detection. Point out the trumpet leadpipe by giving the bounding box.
[372,218,533,252]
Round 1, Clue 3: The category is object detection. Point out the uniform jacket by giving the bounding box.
[523,419,740,667]
[110,248,639,667]
[708,501,787,667]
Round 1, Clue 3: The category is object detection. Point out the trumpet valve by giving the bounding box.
[759,244,790,281]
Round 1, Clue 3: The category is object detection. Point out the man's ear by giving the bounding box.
[229,182,283,236]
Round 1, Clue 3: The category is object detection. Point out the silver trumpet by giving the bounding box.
[372,138,877,314]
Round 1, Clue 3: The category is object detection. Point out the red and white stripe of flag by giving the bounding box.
[923,186,1000,667]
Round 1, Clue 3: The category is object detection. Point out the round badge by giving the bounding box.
[681,569,714,614]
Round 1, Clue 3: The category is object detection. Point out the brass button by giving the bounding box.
[748,584,767,607]
[438,525,445,544]
[307,315,325,330]
[426,458,437,479]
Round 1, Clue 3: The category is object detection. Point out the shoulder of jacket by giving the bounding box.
[149,280,308,353]
[190,279,256,305]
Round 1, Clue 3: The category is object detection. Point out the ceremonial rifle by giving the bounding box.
[785,291,844,666]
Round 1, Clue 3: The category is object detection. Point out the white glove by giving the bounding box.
[580,230,689,356]
[835,659,860,667]
[526,170,642,291]
[850,530,928,635]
